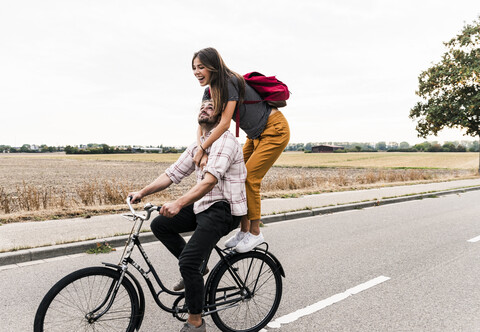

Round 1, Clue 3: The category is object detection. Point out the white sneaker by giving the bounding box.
[224,230,247,248]
[234,232,264,253]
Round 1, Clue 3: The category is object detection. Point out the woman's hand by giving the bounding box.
[199,153,208,169]
[193,147,204,167]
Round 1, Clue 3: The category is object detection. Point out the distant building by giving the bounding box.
[142,147,163,153]
[132,146,163,153]
[311,145,345,153]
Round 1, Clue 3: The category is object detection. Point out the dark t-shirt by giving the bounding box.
[202,76,271,139]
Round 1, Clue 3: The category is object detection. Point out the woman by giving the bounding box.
[192,47,290,253]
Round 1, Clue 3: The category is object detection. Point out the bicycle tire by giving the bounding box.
[34,266,139,332]
[208,251,283,332]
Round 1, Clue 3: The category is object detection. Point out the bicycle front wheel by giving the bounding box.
[209,251,283,332]
[34,266,139,332]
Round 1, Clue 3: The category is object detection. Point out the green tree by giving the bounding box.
[375,141,387,151]
[101,144,112,154]
[65,145,78,154]
[456,144,467,152]
[469,140,479,152]
[442,142,456,152]
[0,145,11,153]
[413,141,432,152]
[20,144,31,153]
[40,144,49,153]
[428,143,443,152]
[409,17,480,173]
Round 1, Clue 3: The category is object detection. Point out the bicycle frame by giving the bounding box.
[34,196,285,332]
[108,236,242,315]
[102,199,191,315]
[92,198,284,323]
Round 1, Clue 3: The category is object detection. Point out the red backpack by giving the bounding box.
[209,72,290,136]
[243,72,290,104]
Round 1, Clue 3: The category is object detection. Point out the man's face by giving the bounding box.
[198,101,217,124]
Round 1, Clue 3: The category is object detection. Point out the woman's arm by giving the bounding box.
[193,100,237,167]
[193,125,204,166]
[196,125,202,146]
[201,100,236,150]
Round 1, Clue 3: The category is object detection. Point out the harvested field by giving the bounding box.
[8,151,478,169]
[274,151,479,169]
[0,153,478,223]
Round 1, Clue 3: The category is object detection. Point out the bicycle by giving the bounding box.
[34,198,285,332]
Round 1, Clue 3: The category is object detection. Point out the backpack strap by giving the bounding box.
[235,106,240,137]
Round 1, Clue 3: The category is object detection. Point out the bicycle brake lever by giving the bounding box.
[121,214,135,221]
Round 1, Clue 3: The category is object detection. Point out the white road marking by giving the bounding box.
[264,275,390,330]
[467,235,480,243]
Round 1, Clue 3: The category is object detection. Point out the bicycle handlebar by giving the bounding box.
[126,196,137,215]
[126,196,161,221]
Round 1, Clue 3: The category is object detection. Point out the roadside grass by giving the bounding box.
[86,241,116,254]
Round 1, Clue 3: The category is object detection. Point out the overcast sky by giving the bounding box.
[1,0,479,147]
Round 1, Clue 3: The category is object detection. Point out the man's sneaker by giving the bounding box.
[173,267,210,291]
[224,230,247,248]
[180,319,206,332]
[234,232,264,253]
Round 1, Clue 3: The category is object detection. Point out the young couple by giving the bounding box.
[128,48,290,331]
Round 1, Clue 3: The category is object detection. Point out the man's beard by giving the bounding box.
[198,115,217,125]
[198,118,213,124]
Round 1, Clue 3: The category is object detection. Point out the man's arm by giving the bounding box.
[160,172,218,218]
[129,144,196,203]
[128,173,173,203]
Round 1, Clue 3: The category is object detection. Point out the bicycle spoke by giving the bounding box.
[37,267,137,332]
[210,252,282,331]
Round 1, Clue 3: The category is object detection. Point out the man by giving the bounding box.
[128,100,247,332]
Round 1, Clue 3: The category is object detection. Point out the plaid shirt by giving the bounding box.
[165,130,247,216]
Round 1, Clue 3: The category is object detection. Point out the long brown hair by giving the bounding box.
[192,47,245,116]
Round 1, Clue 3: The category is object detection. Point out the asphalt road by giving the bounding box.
[2,190,480,331]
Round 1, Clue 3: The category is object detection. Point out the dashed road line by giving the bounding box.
[467,235,480,243]
[262,275,390,330]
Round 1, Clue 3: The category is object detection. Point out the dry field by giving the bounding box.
[0,152,478,223]
[17,151,478,169]
[275,151,479,169]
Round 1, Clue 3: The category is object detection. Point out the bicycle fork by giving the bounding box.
[85,269,128,323]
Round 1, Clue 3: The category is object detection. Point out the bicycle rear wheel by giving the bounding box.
[208,251,283,332]
[34,266,139,332]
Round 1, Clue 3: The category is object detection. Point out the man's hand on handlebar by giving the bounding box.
[160,201,182,218]
[128,192,143,204]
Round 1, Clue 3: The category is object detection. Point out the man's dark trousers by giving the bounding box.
[150,201,240,314]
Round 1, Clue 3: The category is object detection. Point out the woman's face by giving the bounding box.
[192,57,212,87]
